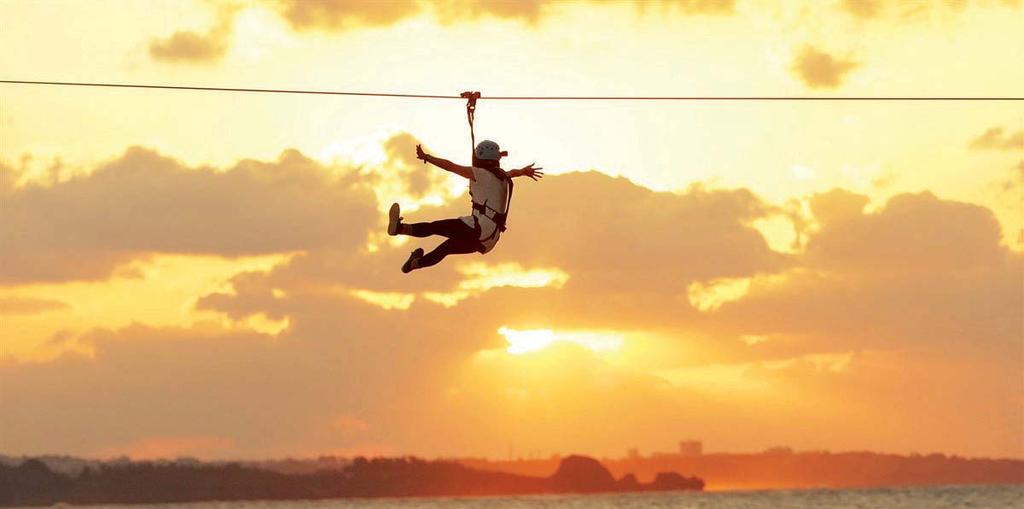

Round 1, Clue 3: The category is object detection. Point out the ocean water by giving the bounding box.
[59,485,1024,509]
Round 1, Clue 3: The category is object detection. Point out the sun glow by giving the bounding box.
[423,263,570,307]
[349,289,416,310]
[498,326,625,355]
[458,262,570,291]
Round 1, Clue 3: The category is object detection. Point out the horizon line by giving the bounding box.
[7,447,1023,463]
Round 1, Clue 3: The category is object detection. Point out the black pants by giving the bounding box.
[406,219,484,268]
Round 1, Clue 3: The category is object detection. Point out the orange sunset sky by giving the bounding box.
[0,0,1022,461]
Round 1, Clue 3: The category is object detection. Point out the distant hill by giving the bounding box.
[0,454,701,506]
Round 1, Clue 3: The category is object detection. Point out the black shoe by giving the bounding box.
[387,203,403,236]
[402,248,424,273]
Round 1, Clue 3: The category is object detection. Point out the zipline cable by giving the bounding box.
[0,80,459,99]
[1,80,1022,101]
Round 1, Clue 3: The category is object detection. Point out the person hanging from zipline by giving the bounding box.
[388,140,543,272]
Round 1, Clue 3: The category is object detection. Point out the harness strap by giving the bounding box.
[472,167,512,232]
[472,201,507,227]
[461,90,514,234]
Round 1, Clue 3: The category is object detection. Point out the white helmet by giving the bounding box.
[474,140,507,161]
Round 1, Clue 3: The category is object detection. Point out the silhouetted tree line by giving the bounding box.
[0,455,702,506]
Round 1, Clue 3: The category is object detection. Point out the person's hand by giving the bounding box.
[415,144,428,163]
[520,163,544,181]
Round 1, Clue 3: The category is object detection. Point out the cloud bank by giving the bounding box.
[0,147,375,283]
[273,0,736,31]
[0,133,1019,459]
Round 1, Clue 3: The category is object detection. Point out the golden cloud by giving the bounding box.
[273,0,736,32]
[149,26,231,64]
[840,0,1020,20]
[710,190,1020,368]
[805,190,1006,274]
[842,0,883,19]
[145,0,737,69]
[148,6,237,64]
[275,0,422,30]
[0,147,376,284]
[970,126,1024,151]
[790,45,860,89]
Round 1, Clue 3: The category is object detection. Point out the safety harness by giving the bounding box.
[462,91,513,239]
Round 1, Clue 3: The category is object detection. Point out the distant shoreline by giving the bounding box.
[2,448,1022,507]
[0,454,702,507]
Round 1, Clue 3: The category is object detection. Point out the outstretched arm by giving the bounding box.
[416,144,474,180]
[507,163,544,181]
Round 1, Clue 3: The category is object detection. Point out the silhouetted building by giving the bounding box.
[679,440,702,457]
